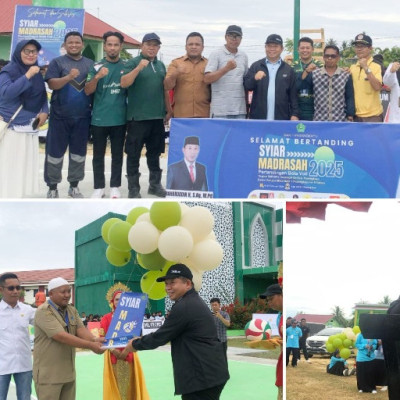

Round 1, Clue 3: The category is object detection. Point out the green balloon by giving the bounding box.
[332,338,342,349]
[126,207,149,225]
[101,218,122,244]
[340,348,351,359]
[343,339,352,348]
[150,202,181,231]
[339,333,347,341]
[138,249,167,271]
[326,343,335,353]
[140,270,166,300]
[108,221,132,252]
[106,246,131,267]
[353,326,361,334]
[327,335,334,344]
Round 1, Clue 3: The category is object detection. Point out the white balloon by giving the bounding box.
[128,221,159,254]
[180,203,190,216]
[136,212,151,223]
[187,239,224,271]
[158,226,194,261]
[179,206,214,242]
[206,230,216,240]
[191,267,203,291]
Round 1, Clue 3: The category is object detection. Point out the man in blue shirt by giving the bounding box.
[45,32,93,198]
[286,319,302,367]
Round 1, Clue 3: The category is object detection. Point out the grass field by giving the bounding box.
[286,356,388,400]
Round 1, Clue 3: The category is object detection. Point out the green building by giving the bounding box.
[74,201,283,315]
[353,303,389,326]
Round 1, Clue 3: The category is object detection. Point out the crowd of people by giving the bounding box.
[1,28,399,199]
[286,316,391,395]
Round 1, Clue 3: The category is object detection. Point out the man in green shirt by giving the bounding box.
[85,31,127,199]
[121,33,172,198]
[292,37,323,120]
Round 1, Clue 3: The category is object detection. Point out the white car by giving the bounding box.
[306,327,344,356]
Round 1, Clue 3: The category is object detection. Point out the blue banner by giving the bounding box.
[103,292,148,349]
[166,119,400,199]
[11,5,84,66]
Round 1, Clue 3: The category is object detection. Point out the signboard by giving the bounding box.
[166,119,400,199]
[142,319,164,335]
[103,292,148,349]
[11,5,85,66]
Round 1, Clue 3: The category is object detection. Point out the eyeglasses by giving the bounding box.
[323,54,338,59]
[2,285,21,291]
[354,44,368,49]
[227,34,242,40]
[23,49,38,55]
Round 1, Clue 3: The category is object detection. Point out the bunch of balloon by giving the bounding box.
[325,326,360,359]
[101,202,224,301]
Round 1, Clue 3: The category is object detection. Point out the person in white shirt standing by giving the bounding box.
[383,61,400,123]
[0,273,35,400]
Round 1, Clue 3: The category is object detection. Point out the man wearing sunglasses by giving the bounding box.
[0,273,36,400]
[204,25,248,118]
[308,45,355,121]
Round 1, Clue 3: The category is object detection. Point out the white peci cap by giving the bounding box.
[48,277,69,291]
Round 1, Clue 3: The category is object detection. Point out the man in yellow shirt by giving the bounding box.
[350,34,383,122]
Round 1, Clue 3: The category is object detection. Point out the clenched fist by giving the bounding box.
[25,66,40,79]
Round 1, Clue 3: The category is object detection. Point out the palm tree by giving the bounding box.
[331,305,350,327]
[379,295,392,305]
[285,38,294,54]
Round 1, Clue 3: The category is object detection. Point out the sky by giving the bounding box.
[84,0,400,65]
[0,200,280,273]
[285,201,400,319]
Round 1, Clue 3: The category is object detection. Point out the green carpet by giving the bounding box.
[70,349,277,399]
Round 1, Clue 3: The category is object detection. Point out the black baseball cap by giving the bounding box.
[260,283,282,298]
[352,33,372,46]
[142,32,161,44]
[156,264,193,282]
[266,34,283,45]
[226,25,242,36]
[184,136,199,146]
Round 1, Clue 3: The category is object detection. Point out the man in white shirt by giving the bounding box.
[0,273,36,400]
[204,25,248,118]
[383,61,400,123]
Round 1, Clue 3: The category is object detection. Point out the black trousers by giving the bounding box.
[91,124,126,188]
[286,347,300,367]
[181,384,225,400]
[299,340,309,360]
[357,361,377,392]
[125,119,165,176]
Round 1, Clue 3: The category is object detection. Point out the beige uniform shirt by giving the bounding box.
[166,56,211,118]
[33,301,84,384]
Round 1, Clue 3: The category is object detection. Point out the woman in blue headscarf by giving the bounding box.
[0,39,48,198]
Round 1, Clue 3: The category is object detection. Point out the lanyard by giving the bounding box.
[48,299,69,332]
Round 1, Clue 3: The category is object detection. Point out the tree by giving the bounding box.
[285,38,294,54]
[379,295,392,305]
[331,305,351,327]
[326,38,338,47]
[120,48,133,60]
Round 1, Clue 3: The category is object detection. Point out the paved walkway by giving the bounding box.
[30,151,168,199]
[6,345,277,400]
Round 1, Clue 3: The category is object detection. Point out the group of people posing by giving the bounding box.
[1,27,399,199]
